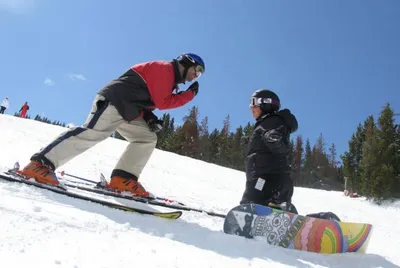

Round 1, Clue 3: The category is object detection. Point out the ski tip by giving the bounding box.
[153,211,182,220]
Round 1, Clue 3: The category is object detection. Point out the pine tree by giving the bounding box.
[294,135,304,175]
[230,126,245,170]
[218,115,232,166]
[243,122,255,136]
[328,143,339,179]
[312,133,330,176]
[304,138,312,172]
[208,128,220,163]
[360,115,379,199]
[199,116,211,162]
[175,106,201,159]
[394,121,400,197]
[328,143,337,168]
[163,115,179,153]
[341,149,355,194]
[376,103,397,200]
[156,113,174,150]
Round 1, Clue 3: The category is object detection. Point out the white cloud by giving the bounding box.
[0,0,36,13]
[68,73,87,81]
[44,78,55,86]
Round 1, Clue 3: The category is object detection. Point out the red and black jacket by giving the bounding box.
[98,59,194,121]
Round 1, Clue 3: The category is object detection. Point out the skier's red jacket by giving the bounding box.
[20,104,29,113]
[98,60,194,121]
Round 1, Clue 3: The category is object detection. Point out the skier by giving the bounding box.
[19,102,29,118]
[0,97,9,114]
[240,89,299,213]
[19,53,205,197]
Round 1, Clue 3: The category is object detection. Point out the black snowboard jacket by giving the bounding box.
[244,109,298,180]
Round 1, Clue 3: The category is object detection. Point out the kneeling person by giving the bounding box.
[241,89,298,213]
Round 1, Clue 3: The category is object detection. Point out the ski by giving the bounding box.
[0,172,182,220]
[61,178,226,218]
[5,163,227,219]
[63,178,226,218]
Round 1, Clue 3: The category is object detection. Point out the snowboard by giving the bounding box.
[223,203,373,254]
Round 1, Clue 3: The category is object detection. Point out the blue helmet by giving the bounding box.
[177,53,205,74]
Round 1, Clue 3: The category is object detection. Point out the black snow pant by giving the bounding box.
[240,173,297,213]
[0,106,5,114]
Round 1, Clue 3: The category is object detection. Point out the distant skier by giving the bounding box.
[240,89,299,213]
[0,97,9,114]
[19,102,29,118]
[19,53,205,197]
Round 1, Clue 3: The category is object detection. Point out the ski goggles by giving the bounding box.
[184,54,205,77]
[249,97,279,108]
[195,65,204,78]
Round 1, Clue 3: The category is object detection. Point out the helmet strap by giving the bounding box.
[177,55,196,84]
[182,67,189,84]
[172,59,185,84]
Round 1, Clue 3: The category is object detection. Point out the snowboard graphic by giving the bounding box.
[223,203,373,254]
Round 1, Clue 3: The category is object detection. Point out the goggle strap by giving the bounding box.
[250,97,279,106]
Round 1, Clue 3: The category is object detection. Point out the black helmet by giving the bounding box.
[250,89,281,114]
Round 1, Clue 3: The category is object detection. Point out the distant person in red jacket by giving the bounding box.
[19,102,29,118]
[20,53,205,197]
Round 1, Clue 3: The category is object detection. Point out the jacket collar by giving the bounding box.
[171,59,185,85]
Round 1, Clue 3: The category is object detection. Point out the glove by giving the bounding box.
[188,81,199,96]
[143,109,164,133]
[147,118,164,133]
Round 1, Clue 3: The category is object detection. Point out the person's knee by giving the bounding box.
[241,178,266,204]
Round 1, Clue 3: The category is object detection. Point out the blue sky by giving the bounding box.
[1,0,399,160]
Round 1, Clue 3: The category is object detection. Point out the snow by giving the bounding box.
[0,114,399,268]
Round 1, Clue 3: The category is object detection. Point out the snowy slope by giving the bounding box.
[0,114,399,268]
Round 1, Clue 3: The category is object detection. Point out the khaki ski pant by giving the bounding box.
[36,94,157,178]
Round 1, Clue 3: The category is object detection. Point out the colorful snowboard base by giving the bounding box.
[223,203,373,254]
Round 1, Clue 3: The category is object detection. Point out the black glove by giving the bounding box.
[143,109,164,133]
[188,81,199,96]
[147,118,164,133]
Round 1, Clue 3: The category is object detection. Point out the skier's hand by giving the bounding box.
[147,118,164,133]
[143,109,163,133]
[188,81,199,96]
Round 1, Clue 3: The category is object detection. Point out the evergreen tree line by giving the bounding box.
[14,113,67,128]
[341,103,400,203]
[20,103,399,203]
[117,106,345,191]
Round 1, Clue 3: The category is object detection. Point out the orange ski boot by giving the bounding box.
[108,176,151,197]
[19,161,60,186]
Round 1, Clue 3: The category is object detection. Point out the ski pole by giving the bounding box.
[58,171,98,184]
